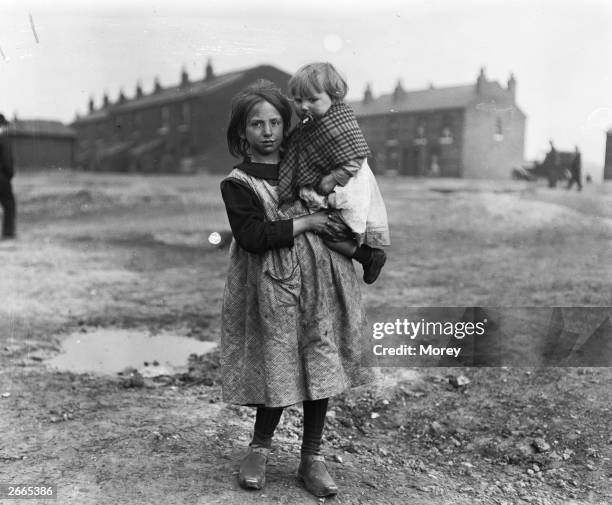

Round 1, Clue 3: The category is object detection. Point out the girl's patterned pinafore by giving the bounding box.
[221,167,373,407]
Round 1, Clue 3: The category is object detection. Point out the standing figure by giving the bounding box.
[278,62,391,284]
[546,139,560,188]
[566,146,582,191]
[220,80,373,498]
[0,114,16,239]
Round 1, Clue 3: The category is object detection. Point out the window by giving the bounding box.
[415,119,426,138]
[387,116,399,139]
[414,119,427,146]
[161,107,170,127]
[182,102,191,125]
[439,126,453,145]
[115,115,130,136]
[158,107,170,134]
[494,117,504,141]
[439,115,454,145]
[178,102,191,132]
[113,117,123,140]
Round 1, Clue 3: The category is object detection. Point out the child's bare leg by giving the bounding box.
[323,239,387,285]
[323,239,357,258]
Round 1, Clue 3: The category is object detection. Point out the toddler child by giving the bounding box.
[278,62,390,284]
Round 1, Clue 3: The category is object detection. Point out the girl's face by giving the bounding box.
[242,100,284,162]
[292,90,333,120]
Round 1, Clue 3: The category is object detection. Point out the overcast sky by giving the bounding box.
[1,0,610,178]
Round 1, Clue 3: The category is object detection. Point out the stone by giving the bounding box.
[532,438,551,453]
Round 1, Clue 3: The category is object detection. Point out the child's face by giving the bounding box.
[292,90,333,120]
[241,100,284,162]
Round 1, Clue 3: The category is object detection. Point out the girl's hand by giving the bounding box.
[292,211,331,237]
[318,174,337,195]
[306,211,331,234]
[321,211,354,241]
[293,211,352,239]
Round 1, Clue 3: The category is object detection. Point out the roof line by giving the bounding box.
[74,63,290,123]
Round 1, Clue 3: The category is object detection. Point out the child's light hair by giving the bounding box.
[288,62,348,102]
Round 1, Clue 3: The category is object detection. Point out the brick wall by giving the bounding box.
[462,86,525,179]
[12,136,74,169]
[604,132,612,180]
[358,109,464,176]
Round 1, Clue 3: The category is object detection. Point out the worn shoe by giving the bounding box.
[238,446,270,490]
[363,248,387,284]
[297,454,338,497]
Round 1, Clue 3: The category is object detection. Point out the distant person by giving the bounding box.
[566,146,582,191]
[546,139,560,188]
[277,62,390,284]
[586,173,592,183]
[0,114,16,239]
[429,154,441,176]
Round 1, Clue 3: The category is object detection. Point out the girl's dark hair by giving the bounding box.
[226,79,293,159]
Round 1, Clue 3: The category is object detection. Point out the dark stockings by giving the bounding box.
[251,407,283,449]
[301,398,329,456]
[250,398,329,455]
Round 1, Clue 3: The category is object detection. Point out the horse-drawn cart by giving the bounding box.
[512,150,573,187]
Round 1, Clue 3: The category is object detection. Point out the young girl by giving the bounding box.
[277,62,391,284]
[220,80,372,498]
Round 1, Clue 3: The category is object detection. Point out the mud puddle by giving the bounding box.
[46,328,217,377]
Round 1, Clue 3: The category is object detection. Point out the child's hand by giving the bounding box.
[307,211,332,234]
[325,211,354,240]
[318,174,337,195]
[309,211,354,241]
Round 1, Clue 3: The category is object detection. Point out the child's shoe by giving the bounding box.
[362,248,387,284]
[297,454,338,497]
[238,446,270,490]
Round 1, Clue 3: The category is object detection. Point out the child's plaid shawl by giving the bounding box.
[277,102,370,205]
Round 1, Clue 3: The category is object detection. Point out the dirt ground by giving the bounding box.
[1,171,611,505]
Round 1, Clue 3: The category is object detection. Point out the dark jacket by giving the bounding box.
[0,132,15,179]
[0,133,14,179]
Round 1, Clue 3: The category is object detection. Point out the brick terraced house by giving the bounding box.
[350,68,526,178]
[71,62,291,173]
[7,118,76,170]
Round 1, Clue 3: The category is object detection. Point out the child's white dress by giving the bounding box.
[299,158,390,247]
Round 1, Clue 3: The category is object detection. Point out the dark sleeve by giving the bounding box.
[220,179,294,254]
[0,138,14,178]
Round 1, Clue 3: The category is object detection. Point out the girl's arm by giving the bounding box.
[221,180,329,254]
